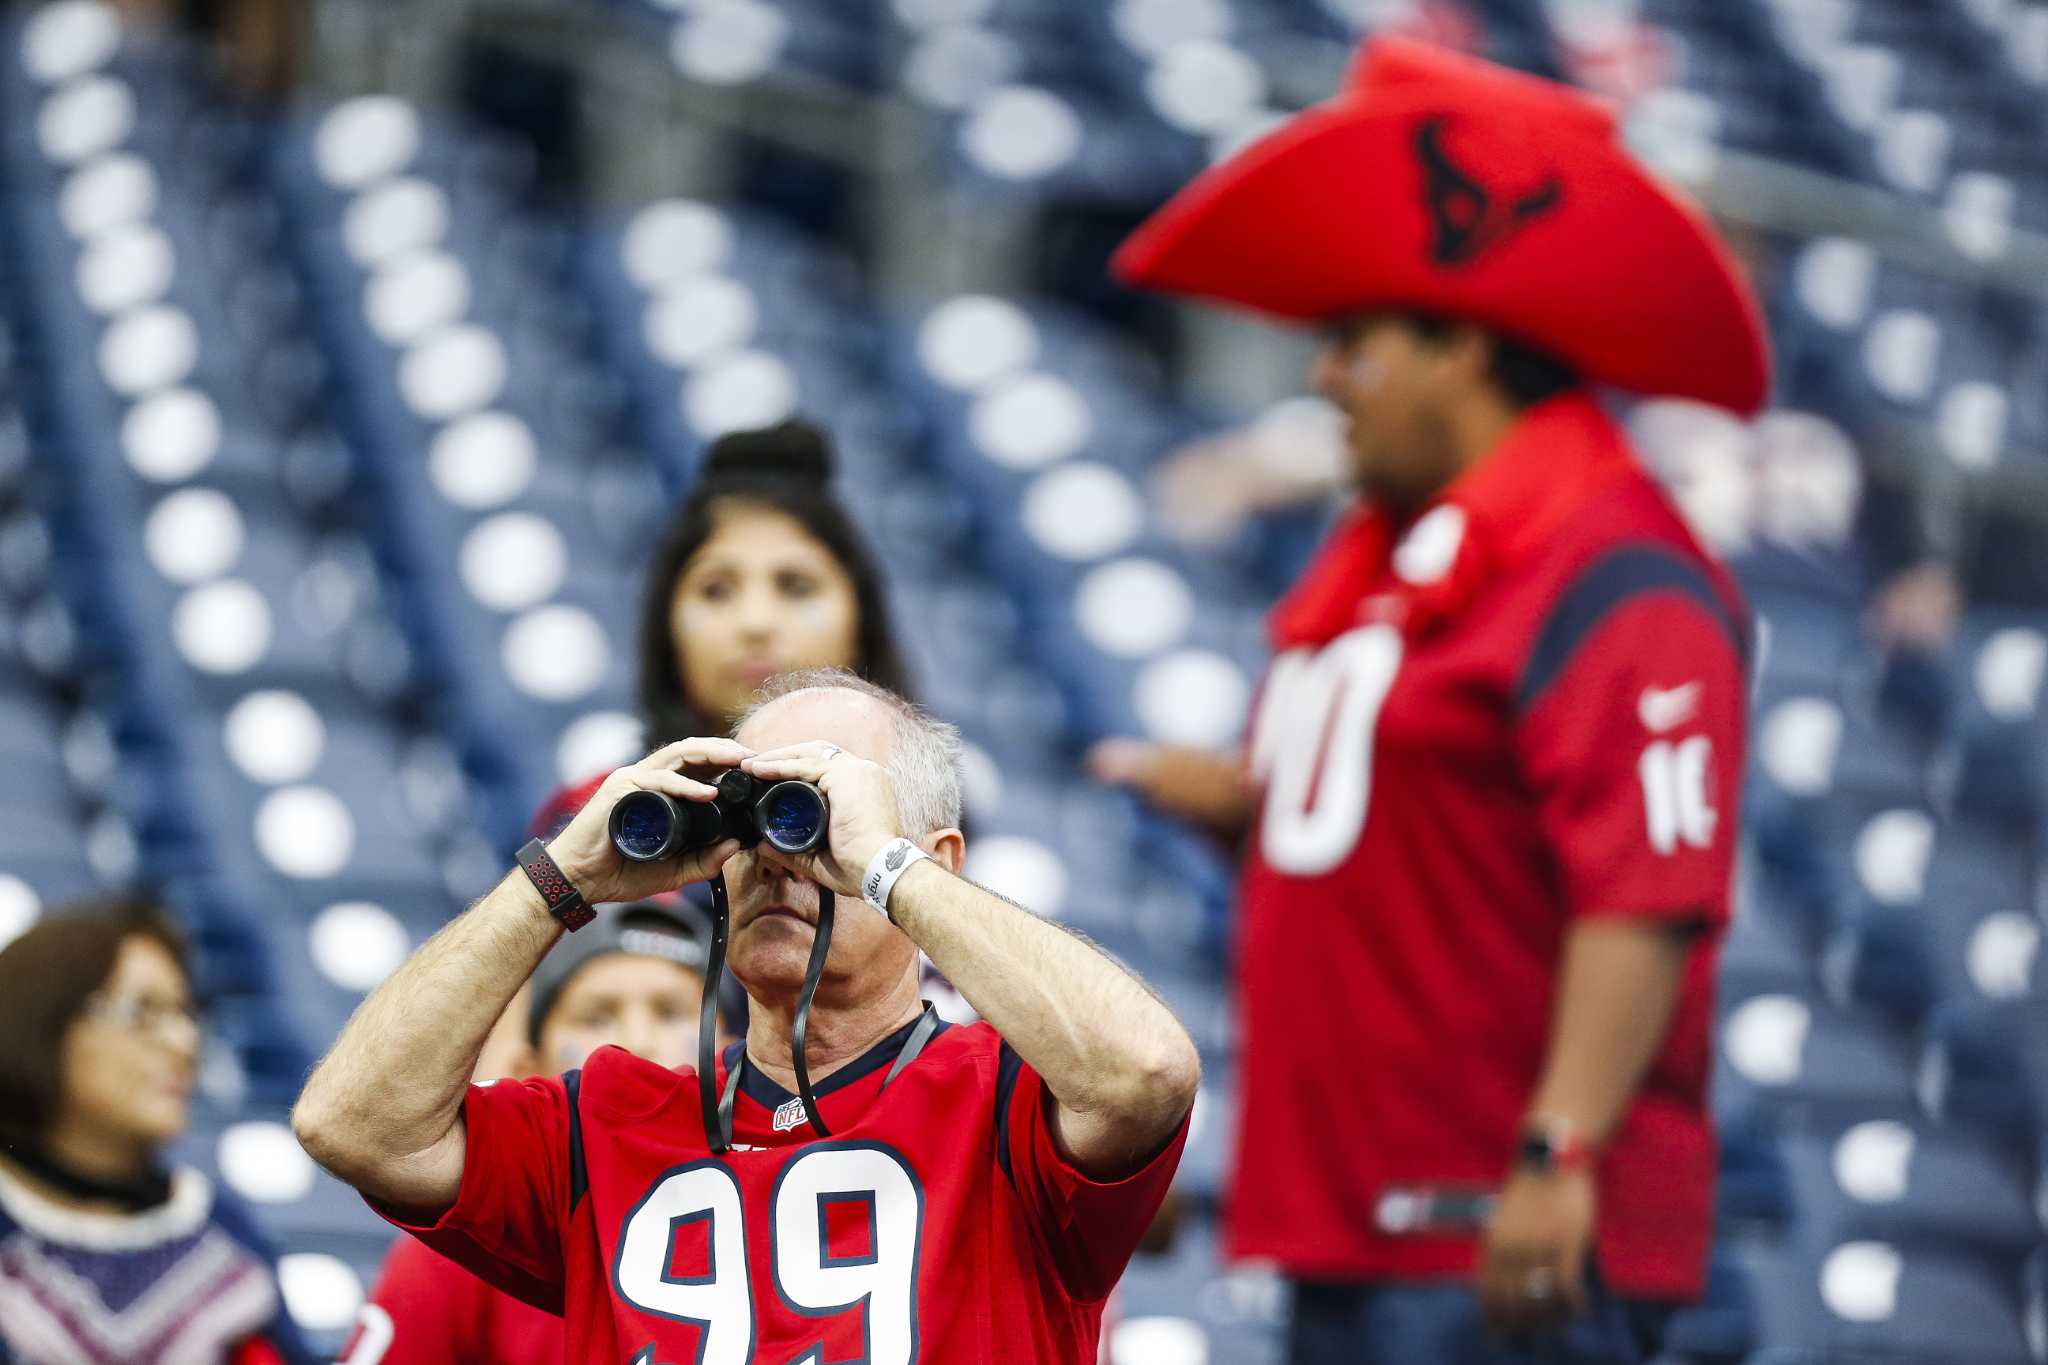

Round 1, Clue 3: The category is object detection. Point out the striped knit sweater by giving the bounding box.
[0,1163,312,1365]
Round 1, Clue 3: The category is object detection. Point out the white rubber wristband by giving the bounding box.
[861,837,932,921]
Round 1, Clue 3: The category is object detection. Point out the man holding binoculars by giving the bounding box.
[294,668,1196,1364]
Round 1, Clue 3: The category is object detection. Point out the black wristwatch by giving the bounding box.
[517,839,595,932]
[1515,1119,1595,1175]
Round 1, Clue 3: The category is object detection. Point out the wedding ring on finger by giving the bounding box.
[819,744,843,762]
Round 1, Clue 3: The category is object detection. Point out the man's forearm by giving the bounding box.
[295,871,561,1178]
[1525,917,1694,1144]
[888,862,1199,1148]
[1090,742,1256,837]
[1155,747,1258,837]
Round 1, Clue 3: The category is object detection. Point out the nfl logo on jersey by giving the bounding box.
[772,1098,806,1132]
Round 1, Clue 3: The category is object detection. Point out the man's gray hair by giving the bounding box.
[734,668,964,836]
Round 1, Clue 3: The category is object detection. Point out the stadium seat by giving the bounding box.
[1819,903,1937,1027]
[1747,584,1862,693]
[1112,1208,1287,1365]
[1660,1254,1759,1363]
[1735,1239,2034,1364]
[1916,997,2042,1150]
[1776,1113,2038,1258]
[1714,988,1919,1121]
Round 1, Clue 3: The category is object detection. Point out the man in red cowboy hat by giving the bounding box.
[1094,34,1766,1363]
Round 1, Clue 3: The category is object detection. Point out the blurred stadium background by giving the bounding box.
[0,0,2045,1358]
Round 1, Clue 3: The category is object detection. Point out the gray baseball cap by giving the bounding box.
[526,897,712,1046]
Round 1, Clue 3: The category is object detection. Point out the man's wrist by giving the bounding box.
[494,865,575,946]
[545,838,604,894]
[518,839,595,932]
[876,855,946,929]
[1514,1114,1598,1177]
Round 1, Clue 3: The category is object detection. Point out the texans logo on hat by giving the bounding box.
[1113,36,1770,415]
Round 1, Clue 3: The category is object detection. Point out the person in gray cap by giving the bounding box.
[343,895,718,1365]
[521,896,713,1075]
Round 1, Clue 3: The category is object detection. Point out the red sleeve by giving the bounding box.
[338,1235,490,1364]
[1514,590,1746,925]
[994,1044,1190,1303]
[365,1074,573,1314]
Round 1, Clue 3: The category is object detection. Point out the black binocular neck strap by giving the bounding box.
[705,883,905,1149]
[702,874,742,1154]
[792,888,834,1139]
[882,1003,943,1091]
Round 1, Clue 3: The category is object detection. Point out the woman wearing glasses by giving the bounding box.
[0,899,314,1364]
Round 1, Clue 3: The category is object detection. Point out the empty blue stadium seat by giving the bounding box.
[1874,644,1955,739]
[1714,987,1919,1121]
[1821,904,1937,1026]
[1918,998,2042,1150]
[1779,1114,2038,1258]
[1112,1207,1287,1365]
[1735,1239,2033,1364]
[1661,1254,1759,1362]
[1716,1111,1795,1227]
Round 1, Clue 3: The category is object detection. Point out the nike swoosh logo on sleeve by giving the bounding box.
[1638,682,1703,733]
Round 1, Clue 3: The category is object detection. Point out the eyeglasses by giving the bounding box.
[82,993,202,1042]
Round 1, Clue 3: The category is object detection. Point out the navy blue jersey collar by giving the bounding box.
[725,1007,950,1112]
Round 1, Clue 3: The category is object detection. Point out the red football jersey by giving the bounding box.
[374,1014,1186,1363]
[1230,394,1746,1301]
[340,1235,561,1365]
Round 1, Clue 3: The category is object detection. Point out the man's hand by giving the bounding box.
[547,738,754,904]
[740,741,907,896]
[1476,1166,1595,1338]
[1152,399,1346,547]
[1869,560,1963,653]
[1483,918,1689,1338]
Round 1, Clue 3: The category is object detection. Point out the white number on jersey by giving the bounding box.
[1250,624,1405,876]
[616,1161,754,1361]
[1638,735,1716,855]
[615,1144,923,1365]
[340,1305,394,1365]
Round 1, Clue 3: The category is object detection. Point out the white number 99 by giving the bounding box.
[615,1144,923,1365]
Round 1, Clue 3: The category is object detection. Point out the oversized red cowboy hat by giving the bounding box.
[1113,36,1770,414]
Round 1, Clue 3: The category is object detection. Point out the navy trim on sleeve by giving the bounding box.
[992,1043,1025,1192]
[564,1068,587,1213]
[1516,542,1747,711]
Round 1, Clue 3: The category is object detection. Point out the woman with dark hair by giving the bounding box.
[522,417,914,845]
[0,899,313,1364]
[635,418,913,747]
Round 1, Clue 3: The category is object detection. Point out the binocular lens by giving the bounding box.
[607,777,828,861]
[611,791,680,862]
[758,782,827,854]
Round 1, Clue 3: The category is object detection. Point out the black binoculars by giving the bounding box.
[609,770,829,862]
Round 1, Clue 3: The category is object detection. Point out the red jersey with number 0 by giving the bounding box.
[1229,394,1746,1300]
[373,1014,1186,1364]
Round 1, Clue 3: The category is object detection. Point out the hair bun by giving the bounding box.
[701,419,834,484]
